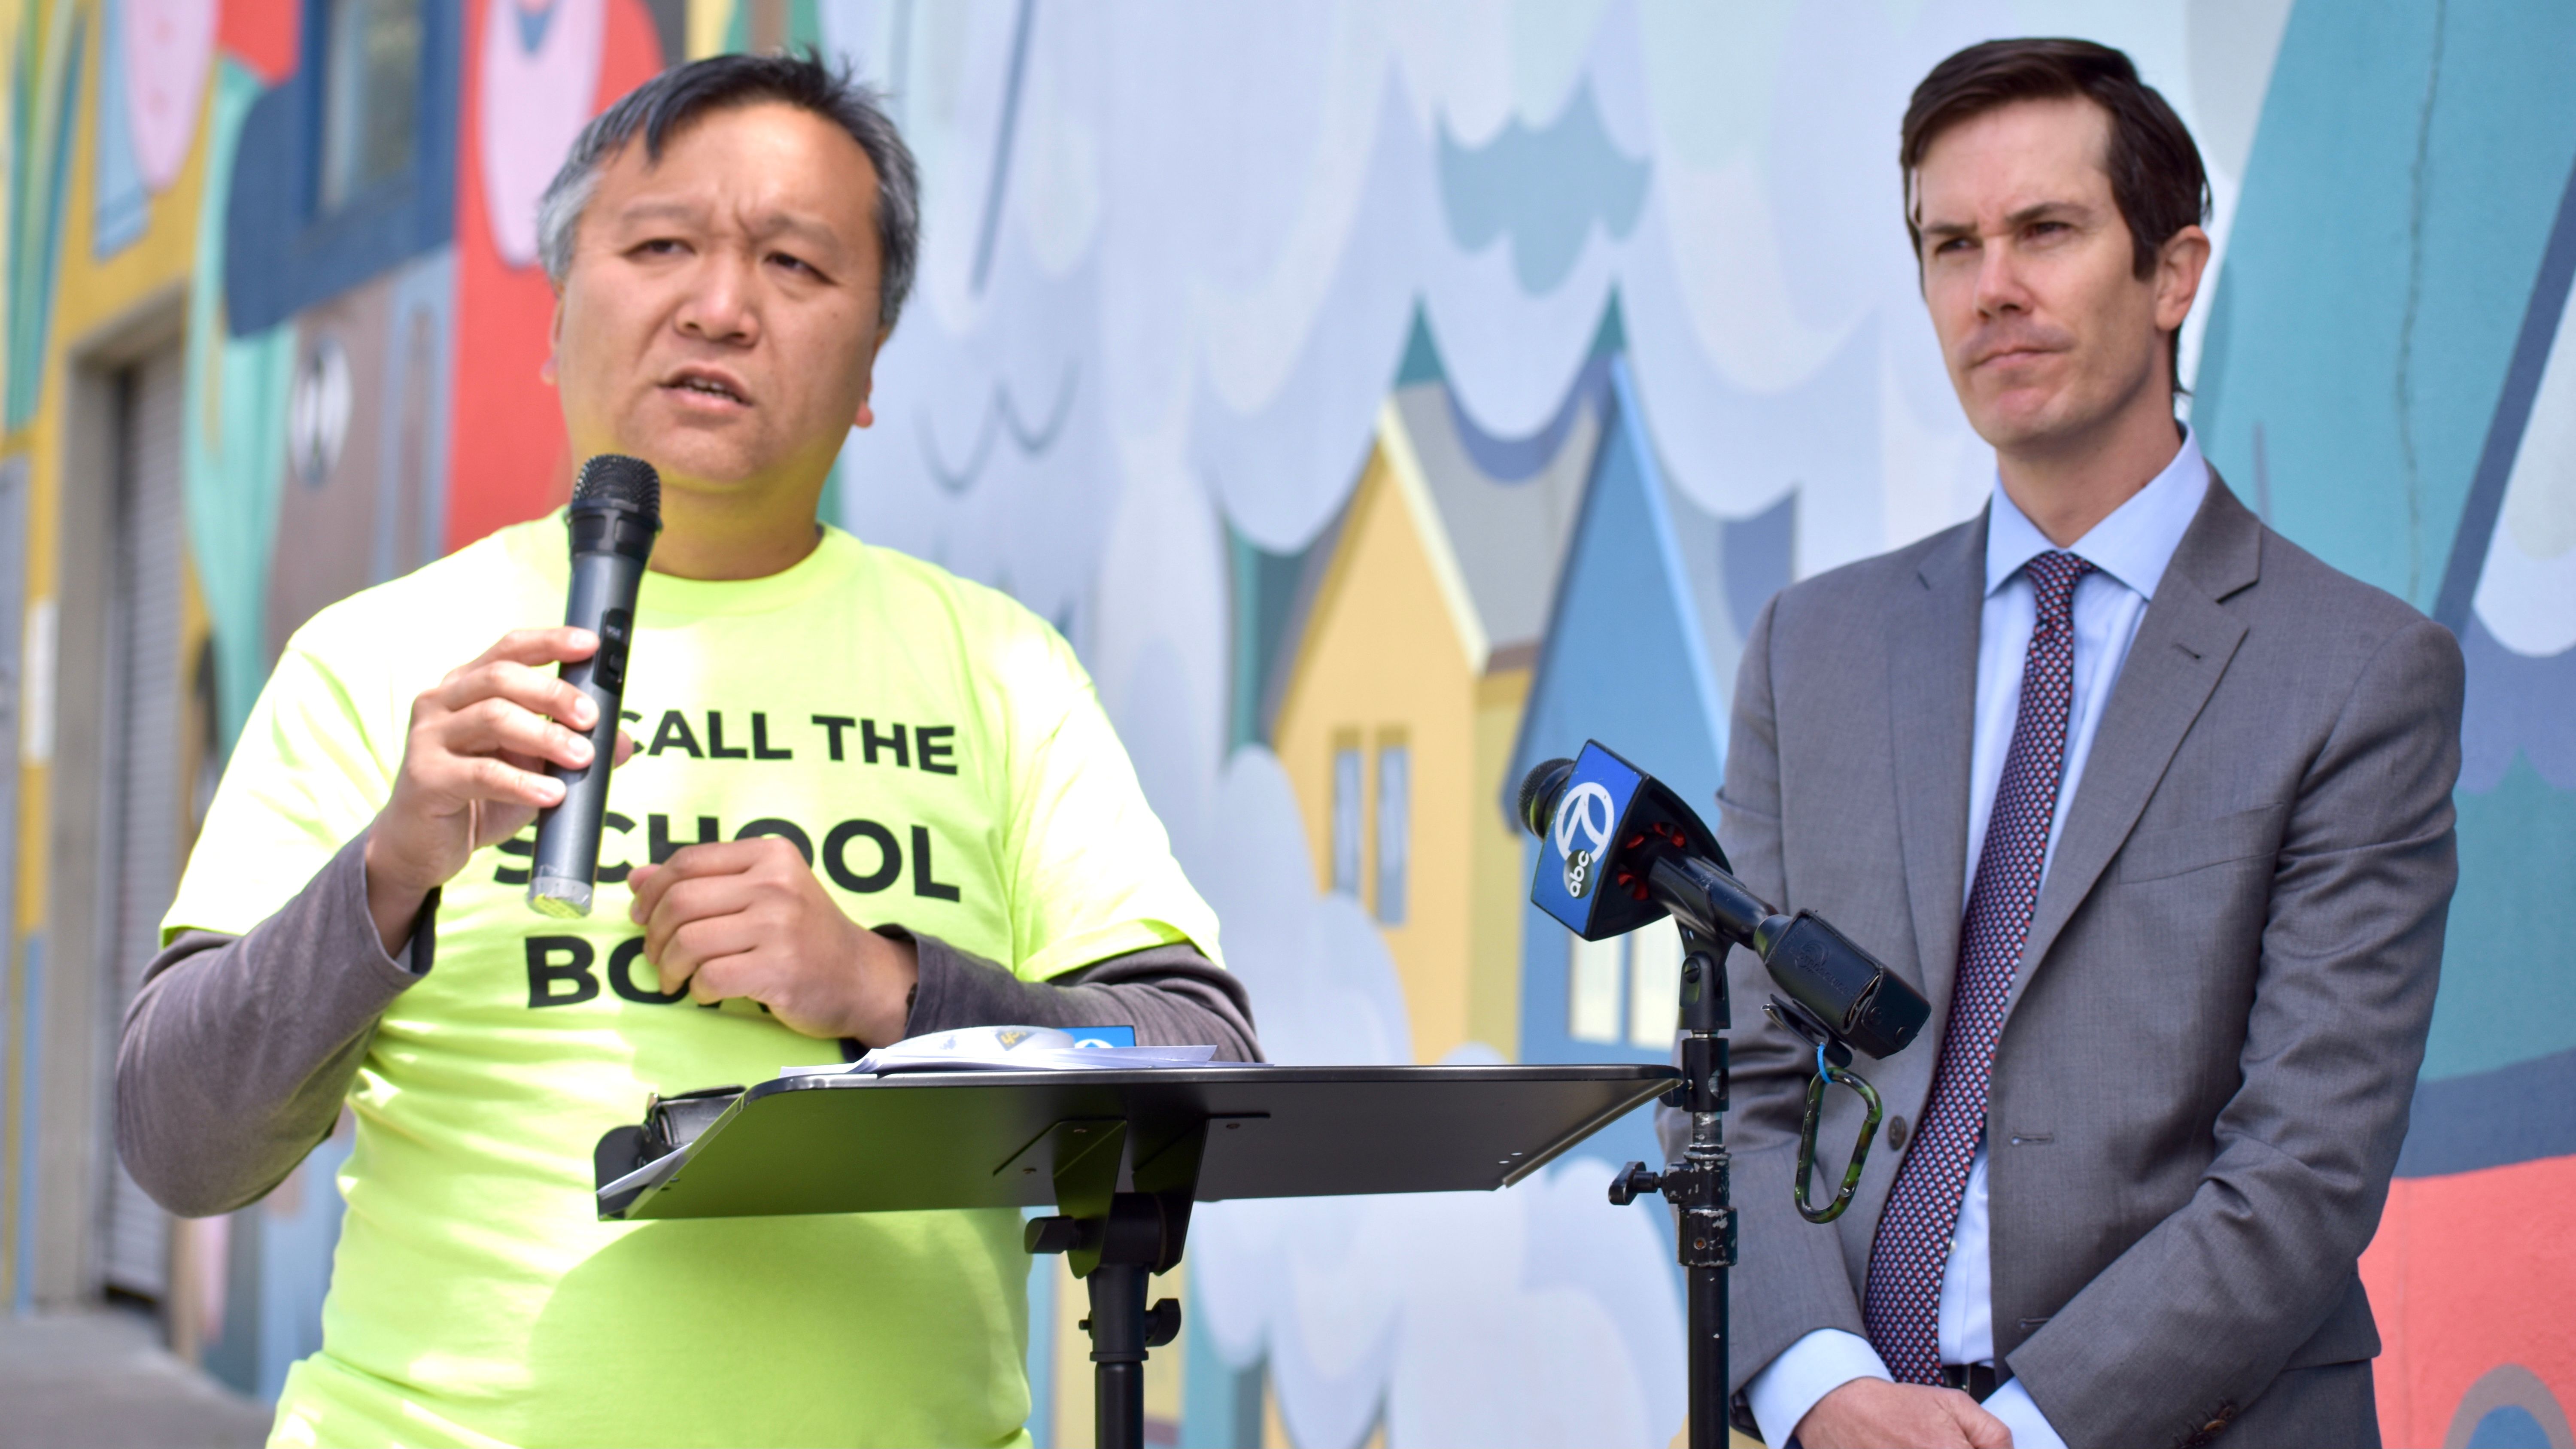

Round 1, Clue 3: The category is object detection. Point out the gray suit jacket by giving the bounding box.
[1713,479,2461,1448]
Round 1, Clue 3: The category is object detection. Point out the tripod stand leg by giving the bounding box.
[1689,1263,1726,1449]
[1088,1261,1148,1449]
[1671,928,1734,1449]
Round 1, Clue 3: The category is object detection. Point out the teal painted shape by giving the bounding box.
[91,0,148,258]
[1436,80,1649,295]
[2193,0,2576,1089]
[1589,287,1627,361]
[6,12,37,418]
[1395,306,1443,387]
[5,11,84,431]
[2422,756,2576,1081]
[2193,0,2576,611]
[185,61,299,752]
[1226,521,1325,753]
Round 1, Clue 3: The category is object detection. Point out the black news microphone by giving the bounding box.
[1522,743,1930,1228]
[527,456,661,917]
[1517,752,1929,1060]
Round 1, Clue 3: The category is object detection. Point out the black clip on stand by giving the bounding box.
[1766,995,1887,1225]
[1022,1117,1205,1449]
[1607,922,1735,1449]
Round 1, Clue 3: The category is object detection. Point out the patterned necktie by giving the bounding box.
[1865,549,2095,1383]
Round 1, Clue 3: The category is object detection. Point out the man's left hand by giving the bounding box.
[628,838,918,1044]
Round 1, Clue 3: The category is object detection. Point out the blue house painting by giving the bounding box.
[1506,354,1793,1172]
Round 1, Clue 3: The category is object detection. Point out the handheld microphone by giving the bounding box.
[1517,742,1929,1060]
[527,456,661,917]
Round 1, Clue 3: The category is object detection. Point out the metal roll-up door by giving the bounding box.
[0,457,27,1260]
[100,344,186,1301]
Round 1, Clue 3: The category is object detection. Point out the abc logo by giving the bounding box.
[1552,779,1616,907]
[1563,847,1597,898]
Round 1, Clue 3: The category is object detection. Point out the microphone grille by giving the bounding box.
[1518,758,1576,840]
[572,455,661,520]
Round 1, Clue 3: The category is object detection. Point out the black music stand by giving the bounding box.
[595,1063,1675,1449]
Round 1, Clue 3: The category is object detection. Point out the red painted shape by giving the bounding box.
[598,0,667,103]
[2360,1154,2576,1443]
[443,0,668,554]
[217,0,298,83]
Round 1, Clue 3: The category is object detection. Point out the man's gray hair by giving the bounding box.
[535,50,921,331]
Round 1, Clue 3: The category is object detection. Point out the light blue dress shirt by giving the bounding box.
[1746,431,2211,1448]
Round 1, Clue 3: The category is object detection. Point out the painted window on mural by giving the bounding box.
[1330,743,1362,896]
[1568,932,1624,1045]
[1373,741,1408,925]
[319,0,425,211]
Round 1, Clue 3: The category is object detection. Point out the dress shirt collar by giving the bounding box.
[1985,426,2210,600]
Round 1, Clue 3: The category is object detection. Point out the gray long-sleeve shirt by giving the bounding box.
[117,832,1258,1217]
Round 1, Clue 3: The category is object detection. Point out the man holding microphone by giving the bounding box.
[118,54,1255,1446]
[1715,39,2461,1448]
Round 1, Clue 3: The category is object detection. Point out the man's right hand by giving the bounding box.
[362,628,634,955]
[1796,1379,2013,1449]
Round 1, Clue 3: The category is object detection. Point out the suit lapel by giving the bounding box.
[1889,512,1986,1023]
[2005,480,2262,1014]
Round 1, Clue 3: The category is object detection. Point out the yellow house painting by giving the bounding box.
[1267,371,1598,1065]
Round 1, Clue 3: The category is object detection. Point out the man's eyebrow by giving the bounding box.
[1918,199,2094,240]
[604,200,847,246]
[612,198,701,221]
[743,211,851,258]
[605,198,712,231]
[2002,200,2091,229]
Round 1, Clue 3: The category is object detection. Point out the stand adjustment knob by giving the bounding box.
[1025,1215,1086,1255]
[1144,1298,1182,1348]
[1607,1160,1664,1206]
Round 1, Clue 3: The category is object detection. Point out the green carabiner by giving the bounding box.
[1793,1045,1885,1224]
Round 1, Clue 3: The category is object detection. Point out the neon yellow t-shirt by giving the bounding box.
[164,516,1223,1448]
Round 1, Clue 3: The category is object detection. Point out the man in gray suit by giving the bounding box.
[1717,39,2462,1449]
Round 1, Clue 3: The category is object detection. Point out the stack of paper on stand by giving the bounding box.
[780,1025,1222,1078]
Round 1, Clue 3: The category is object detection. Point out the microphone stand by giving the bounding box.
[1522,747,1918,1449]
[1608,921,1732,1449]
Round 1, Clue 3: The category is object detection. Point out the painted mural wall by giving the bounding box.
[0,2,2567,1445]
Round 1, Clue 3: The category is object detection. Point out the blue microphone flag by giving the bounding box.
[1531,741,1644,939]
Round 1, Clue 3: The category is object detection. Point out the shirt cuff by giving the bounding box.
[1984,1378,2068,1449]
[1746,1328,1892,1448]
[331,829,437,979]
[394,886,440,975]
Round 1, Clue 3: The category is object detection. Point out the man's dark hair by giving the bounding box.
[537,50,922,332]
[1901,39,2209,394]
